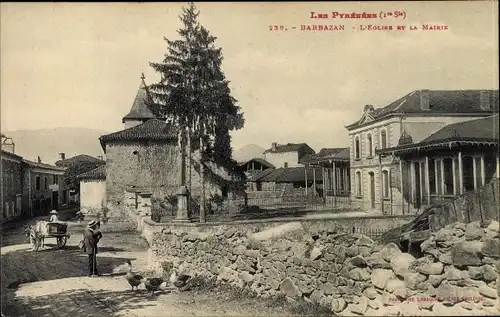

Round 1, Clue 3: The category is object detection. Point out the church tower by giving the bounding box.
[122,73,158,129]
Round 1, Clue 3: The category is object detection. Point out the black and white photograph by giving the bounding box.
[1,1,499,316]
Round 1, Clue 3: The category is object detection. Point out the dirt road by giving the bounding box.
[1,216,296,317]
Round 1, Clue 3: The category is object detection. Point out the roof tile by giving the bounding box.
[99,119,178,149]
[422,115,498,143]
[23,159,66,172]
[122,76,157,122]
[263,143,314,155]
[348,90,499,129]
[77,165,106,181]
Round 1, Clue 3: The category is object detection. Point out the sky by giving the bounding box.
[1,1,498,152]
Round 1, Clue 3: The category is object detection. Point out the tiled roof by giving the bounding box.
[251,167,324,183]
[1,149,23,161]
[317,148,346,157]
[263,143,315,155]
[77,165,106,181]
[238,158,275,169]
[55,154,104,167]
[122,75,157,122]
[248,168,276,182]
[298,153,315,164]
[422,115,498,143]
[348,90,499,129]
[299,147,350,164]
[23,159,66,172]
[99,119,178,150]
[377,115,499,154]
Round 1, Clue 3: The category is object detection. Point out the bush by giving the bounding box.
[246,237,263,250]
[289,299,336,316]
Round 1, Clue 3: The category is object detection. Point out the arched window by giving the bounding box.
[380,129,387,149]
[35,176,41,190]
[44,177,48,190]
[355,136,360,159]
[356,171,362,196]
[382,170,390,198]
[367,134,373,157]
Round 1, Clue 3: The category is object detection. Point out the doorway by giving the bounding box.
[369,172,375,209]
[52,191,59,210]
[463,156,474,192]
[16,195,22,217]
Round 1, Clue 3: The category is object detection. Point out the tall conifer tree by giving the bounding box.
[149,2,244,162]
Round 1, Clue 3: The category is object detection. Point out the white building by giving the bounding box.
[77,165,106,218]
[345,89,498,214]
[263,142,315,168]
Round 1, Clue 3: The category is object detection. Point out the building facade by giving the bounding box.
[345,89,498,214]
[1,142,68,223]
[77,165,106,218]
[1,150,24,222]
[263,142,315,168]
[99,75,246,222]
[23,158,67,217]
[377,115,499,214]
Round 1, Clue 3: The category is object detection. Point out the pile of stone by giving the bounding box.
[150,221,500,316]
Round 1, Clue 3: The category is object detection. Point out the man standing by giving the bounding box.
[83,220,102,277]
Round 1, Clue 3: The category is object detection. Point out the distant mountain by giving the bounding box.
[233,144,266,162]
[2,127,110,165]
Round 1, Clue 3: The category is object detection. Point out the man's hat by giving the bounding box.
[87,220,97,227]
[50,210,58,215]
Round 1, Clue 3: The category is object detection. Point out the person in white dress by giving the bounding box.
[49,210,59,222]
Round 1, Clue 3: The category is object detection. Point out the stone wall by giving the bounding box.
[150,219,500,316]
[139,214,413,246]
[106,141,245,220]
[105,142,181,219]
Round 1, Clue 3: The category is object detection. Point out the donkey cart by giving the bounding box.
[27,221,71,251]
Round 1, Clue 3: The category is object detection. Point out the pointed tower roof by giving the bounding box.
[122,73,157,123]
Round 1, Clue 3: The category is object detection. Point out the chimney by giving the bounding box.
[59,152,65,160]
[420,89,430,110]
[272,142,277,151]
[480,91,491,111]
[37,156,42,163]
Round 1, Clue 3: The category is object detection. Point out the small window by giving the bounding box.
[356,171,362,196]
[367,134,373,157]
[381,129,387,149]
[53,175,58,185]
[355,136,360,159]
[35,176,41,190]
[382,170,390,198]
[284,162,288,168]
[132,150,139,155]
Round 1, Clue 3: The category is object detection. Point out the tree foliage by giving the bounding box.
[149,2,244,161]
[63,162,104,191]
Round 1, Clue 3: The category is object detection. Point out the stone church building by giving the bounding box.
[97,75,246,222]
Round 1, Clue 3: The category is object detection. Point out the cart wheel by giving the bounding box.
[57,237,67,248]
